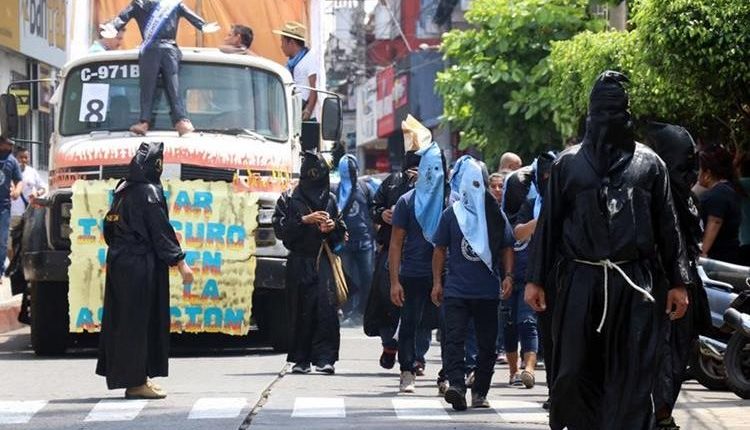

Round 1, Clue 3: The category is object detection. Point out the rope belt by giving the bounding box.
[574,259,656,333]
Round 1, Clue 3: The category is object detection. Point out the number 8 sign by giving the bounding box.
[79,83,110,123]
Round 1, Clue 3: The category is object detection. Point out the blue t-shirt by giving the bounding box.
[512,197,536,282]
[392,189,434,278]
[0,155,23,209]
[433,206,514,299]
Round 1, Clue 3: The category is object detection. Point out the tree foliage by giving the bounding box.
[435,0,603,159]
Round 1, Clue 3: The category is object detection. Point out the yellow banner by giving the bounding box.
[68,179,258,335]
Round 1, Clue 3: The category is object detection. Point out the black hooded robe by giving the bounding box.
[96,142,185,390]
[281,152,346,366]
[527,72,692,430]
[647,123,712,421]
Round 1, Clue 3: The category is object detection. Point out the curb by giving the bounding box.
[0,296,23,334]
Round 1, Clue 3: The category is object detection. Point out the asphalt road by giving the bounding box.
[0,327,748,429]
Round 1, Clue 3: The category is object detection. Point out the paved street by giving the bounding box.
[0,326,748,429]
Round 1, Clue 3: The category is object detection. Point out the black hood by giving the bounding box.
[127,142,164,184]
[582,71,635,176]
[297,151,330,211]
[534,152,556,198]
[645,122,698,195]
[403,150,421,172]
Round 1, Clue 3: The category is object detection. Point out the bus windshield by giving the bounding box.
[60,61,288,141]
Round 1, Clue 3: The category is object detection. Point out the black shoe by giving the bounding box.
[444,386,467,411]
[656,416,680,430]
[315,364,335,375]
[471,391,490,408]
[414,361,425,376]
[379,348,397,369]
[291,363,311,374]
[542,398,550,410]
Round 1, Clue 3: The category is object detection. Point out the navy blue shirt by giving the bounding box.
[512,197,536,282]
[392,189,434,278]
[341,184,374,251]
[433,206,514,299]
[0,155,22,209]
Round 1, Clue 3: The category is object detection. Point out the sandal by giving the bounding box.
[509,373,523,386]
[520,370,535,389]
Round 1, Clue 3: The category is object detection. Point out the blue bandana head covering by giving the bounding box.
[453,159,493,271]
[337,154,358,212]
[415,142,445,243]
[449,155,473,203]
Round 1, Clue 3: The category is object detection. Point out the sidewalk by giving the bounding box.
[0,276,23,334]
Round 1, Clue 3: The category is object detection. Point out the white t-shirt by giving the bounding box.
[292,50,318,104]
[11,165,45,217]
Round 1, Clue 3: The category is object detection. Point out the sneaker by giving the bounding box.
[444,386,467,411]
[656,416,681,430]
[520,370,535,389]
[129,121,149,136]
[437,378,449,396]
[414,361,425,376]
[379,348,397,369]
[125,383,166,399]
[174,119,195,136]
[465,370,475,388]
[291,363,311,374]
[315,364,335,375]
[399,371,416,393]
[496,353,508,365]
[509,373,523,386]
[536,360,546,370]
[471,391,490,408]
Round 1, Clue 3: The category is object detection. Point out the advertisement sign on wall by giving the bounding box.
[356,77,377,146]
[0,0,67,68]
[0,0,21,52]
[68,179,259,335]
[376,66,395,138]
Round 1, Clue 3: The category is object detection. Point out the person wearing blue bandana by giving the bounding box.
[508,152,555,396]
[334,154,375,324]
[389,141,446,393]
[432,159,514,410]
[105,0,219,137]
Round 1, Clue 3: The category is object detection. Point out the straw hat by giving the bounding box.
[273,21,307,43]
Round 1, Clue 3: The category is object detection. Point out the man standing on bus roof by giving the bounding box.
[274,22,318,120]
[102,0,219,137]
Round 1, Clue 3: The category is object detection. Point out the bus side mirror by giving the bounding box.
[0,94,19,138]
[321,97,342,142]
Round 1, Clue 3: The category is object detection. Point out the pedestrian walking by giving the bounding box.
[432,158,514,410]
[0,136,23,275]
[9,147,45,230]
[498,152,523,172]
[280,151,347,375]
[525,71,691,430]
[335,154,375,326]
[646,122,712,430]
[96,142,193,399]
[389,139,446,393]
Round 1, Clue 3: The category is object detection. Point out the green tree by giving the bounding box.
[435,0,604,159]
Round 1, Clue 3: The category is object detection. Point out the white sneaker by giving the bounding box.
[399,371,416,393]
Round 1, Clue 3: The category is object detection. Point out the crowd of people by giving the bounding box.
[272,72,750,430]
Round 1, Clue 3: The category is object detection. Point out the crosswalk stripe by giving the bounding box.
[392,399,451,420]
[292,397,346,418]
[188,397,247,419]
[0,401,47,424]
[491,400,548,424]
[84,399,148,422]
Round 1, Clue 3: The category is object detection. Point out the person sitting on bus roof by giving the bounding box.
[219,24,257,56]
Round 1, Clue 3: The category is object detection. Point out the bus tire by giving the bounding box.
[30,281,69,356]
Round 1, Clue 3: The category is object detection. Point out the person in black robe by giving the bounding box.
[363,150,420,368]
[281,151,347,374]
[524,71,692,430]
[96,141,193,399]
[646,122,712,430]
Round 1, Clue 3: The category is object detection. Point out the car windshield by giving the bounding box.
[60,61,288,141]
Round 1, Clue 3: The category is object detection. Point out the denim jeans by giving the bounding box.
[0,206,10,273]
[397,275,432,372]
[381,316,432,359]
[503,281,539,354]
[341,246,374,317]
[443,297,499,396]
[465,319,478,370]
[497,300,507,354]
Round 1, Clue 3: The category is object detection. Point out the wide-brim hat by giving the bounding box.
[273,21,307,43]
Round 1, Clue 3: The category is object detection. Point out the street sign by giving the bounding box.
[9,89,30,117]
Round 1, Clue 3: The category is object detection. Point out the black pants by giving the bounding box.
[139,42,187,125]
[398,275,432,372]
[443,297,499,396]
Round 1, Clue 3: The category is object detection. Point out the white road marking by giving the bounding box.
[188,397,247,419]
[291,397,346,418]
[491,400,548,424]
[392,399,451,420]
[0,401,47,424]
[84,399,148,422]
